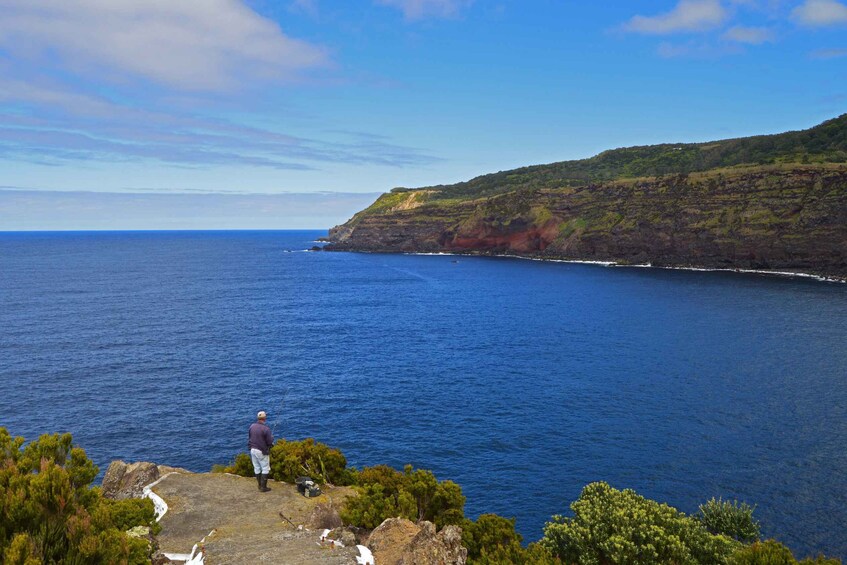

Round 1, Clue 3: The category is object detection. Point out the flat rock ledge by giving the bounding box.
[104,462,468,564]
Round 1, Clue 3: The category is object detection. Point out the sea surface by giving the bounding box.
[1,230,846,558]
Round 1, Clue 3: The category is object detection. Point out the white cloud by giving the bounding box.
[622,0,728,34]
[722,25,775,43]
[792,0,847,26]
[0,0,329,91]
[375,0,473,20]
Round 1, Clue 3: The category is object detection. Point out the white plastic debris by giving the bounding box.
[141,472,176,522]
[356,545,375,565]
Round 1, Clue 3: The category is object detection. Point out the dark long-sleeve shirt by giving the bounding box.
[248,422,274,455]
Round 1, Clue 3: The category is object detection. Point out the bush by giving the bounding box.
[214,438,350,485]
[269,438,348,485]
[462,513,523,560]
[100,497,162,535]
[698,497,760,542]
[540,482,739,565]
[471,541,560,565]
[462,513,560,564]
[728,540,841,565]
[340,482,417,529]
[341,464,466,530]
[0,427,153,564]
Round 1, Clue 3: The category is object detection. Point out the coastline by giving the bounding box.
[323,247,847,284]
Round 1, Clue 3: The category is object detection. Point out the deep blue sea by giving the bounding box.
[1,230,846,558]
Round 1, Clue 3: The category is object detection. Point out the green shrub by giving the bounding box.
[461,513,559,564]
[0,427,152,564]
[341,464,465,530]
[540,482,739,565]
[99,497,162,535]
[698,497,760,542]
[269,438,348,485]
[215,438,350,484]
[471,541,560,565]
[402,465,465,526]
[340,482,417,529]
[728,540,841,565]
[462,513,523,560]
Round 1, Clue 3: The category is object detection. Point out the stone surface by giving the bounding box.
[151,552,175,565]
[307,502,344,531]
[367,518,467,565]
[151,472,358,564]
[400,523,467,565]
[367,518,420,565]
[327,528,357,548]
[102,460,160,499]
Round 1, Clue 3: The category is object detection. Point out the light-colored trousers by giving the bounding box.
[250,448,270,475]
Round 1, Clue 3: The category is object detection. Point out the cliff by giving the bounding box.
[326,116,847,280]
[101,461,463,565]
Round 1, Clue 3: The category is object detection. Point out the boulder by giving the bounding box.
[102,460,160,499]
[306,502,343,530]
[327,527,357,548]
[399,522,466,565]
[368,518,467,565]
[367,518,420,565]
[151,552,176,565]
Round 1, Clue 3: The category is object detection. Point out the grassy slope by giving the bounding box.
[393,114,847,200]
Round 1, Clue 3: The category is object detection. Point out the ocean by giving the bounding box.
[1,230,845,558]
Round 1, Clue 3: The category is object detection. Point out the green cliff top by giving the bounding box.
[394,113,847,200]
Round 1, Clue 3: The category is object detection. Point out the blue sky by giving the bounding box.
[1,0,846,229]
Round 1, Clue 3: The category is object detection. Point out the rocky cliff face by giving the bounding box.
[326,166,847,279]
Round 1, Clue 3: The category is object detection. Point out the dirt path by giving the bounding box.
[151,472,360,564]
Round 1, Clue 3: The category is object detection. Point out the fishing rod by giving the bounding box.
[271,389,288,439]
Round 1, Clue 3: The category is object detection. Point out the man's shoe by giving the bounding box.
[256,474,262,491]
[260,474,271,492]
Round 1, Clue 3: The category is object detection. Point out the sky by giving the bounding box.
[1,0,845,229]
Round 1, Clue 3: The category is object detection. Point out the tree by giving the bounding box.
[540,482,739,565]
[339,464,465,530]
[0,428,155,564]
[697,497,760,543]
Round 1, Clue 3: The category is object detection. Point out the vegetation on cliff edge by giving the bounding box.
[0,428,159,565]
[396,114,847,200]
[216,437,841,565]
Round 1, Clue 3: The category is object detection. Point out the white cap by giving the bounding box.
[257,411,267,419]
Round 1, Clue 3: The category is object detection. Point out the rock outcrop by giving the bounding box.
[102,460,161,499]
[367,518,467,565]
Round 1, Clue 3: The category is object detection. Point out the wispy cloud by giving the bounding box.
[622,0,728,34]
[289,0,320,17]
[657,40,743,58]
[0,0,329,92]
[0,77,440,169]
[375,0,473,21]
[721,25,775,43]
[810,47,847,58]
[792,0,847,26]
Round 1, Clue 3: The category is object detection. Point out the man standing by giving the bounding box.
[248,410,274,492]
